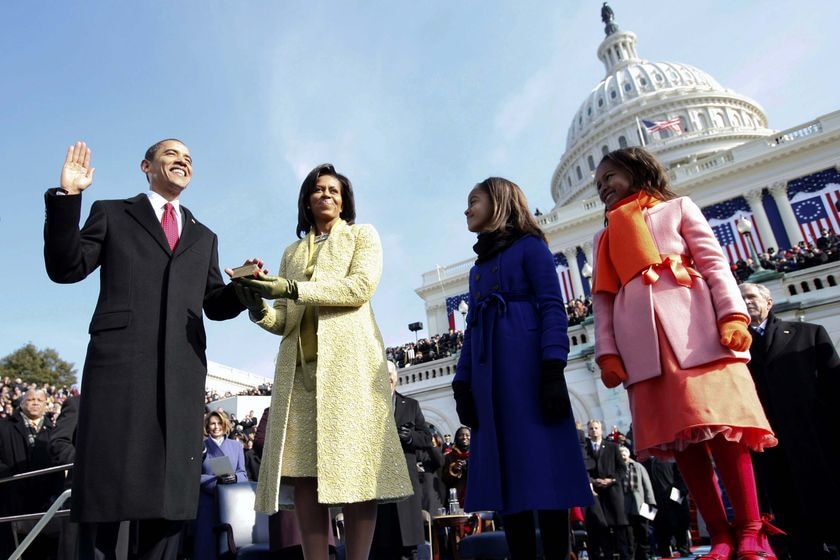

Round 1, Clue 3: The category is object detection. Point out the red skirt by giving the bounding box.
[629,326,777,459]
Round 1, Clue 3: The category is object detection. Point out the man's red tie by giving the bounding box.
[161,203,179,251]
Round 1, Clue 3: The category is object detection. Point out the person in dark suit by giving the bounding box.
[585,419,629,560]
[641,456,691,558]
[740,283,840,559]
[0,389,64,558]
[43,140,246,560]
[370,362,432,560]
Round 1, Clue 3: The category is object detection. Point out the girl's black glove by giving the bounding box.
[452,380,479,429]
[540,360,571,423]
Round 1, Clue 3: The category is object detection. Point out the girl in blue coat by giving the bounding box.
[453,177,593,559]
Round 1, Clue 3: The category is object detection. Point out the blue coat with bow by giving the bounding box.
[454,235,593,514]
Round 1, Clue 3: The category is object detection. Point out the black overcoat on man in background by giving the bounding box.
[0,402,64,557]
[43,140,244,529]
[641,457,691,558]
[586,424,629,560]
[745,310,840,557]
[371,386,432,559]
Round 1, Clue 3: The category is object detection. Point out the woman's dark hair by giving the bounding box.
[296,163,356,238]
[598,147,677,201]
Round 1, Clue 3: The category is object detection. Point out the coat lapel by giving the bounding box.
[125,194,172,254]
[764,315,797,363]
[173,205,201,258]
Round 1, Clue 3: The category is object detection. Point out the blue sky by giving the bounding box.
[2,1,839,382]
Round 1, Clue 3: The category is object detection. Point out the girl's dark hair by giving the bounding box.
[475,177,547,244]
[598,147,677,201]
[296,163,356,238]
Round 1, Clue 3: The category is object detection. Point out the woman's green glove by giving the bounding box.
[237,273,298,300]
[234,284,269,318]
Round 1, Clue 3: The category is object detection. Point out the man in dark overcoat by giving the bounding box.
[740,283,840,559]
[370,362,432,560]
[43,140,245,559]
[585,419,629,560]
[0,389,64,558]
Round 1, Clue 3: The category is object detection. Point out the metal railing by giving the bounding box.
[0,463,73,560]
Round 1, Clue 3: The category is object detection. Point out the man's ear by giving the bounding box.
[140,159,151,183]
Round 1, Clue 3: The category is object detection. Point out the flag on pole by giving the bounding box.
[553,253,574,303]
[642,117,683,134]
[446,294,469,332]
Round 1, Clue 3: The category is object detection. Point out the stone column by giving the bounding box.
[768,181,804,247]
[580,240,594,292]
[743,188,777,251]
[563,247,584,300]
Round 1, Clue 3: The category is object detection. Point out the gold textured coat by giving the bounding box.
[254,220,413,513]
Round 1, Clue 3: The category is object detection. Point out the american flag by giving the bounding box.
[702,197,765,263]
[788,168,840,243]
[642,118,682,134]
[553,253,574,303]
[446,294,469,332]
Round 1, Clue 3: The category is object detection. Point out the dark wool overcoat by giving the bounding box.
[43,190,243,522]
[373,391,431,549]
[746,312,840,530]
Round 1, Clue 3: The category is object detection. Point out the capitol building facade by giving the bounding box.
[400,7,840,436]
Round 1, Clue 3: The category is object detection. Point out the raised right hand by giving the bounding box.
[60,141,95,195]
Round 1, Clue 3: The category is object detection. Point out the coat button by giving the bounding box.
[492,266,498,272]
[492,284,500,290]
[476,291,481,298]
[475,273,481,281]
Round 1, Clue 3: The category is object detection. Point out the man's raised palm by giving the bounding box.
[60,141,95,194]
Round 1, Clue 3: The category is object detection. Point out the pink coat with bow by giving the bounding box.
[593,197,750,386]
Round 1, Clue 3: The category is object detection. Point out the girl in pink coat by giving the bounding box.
[592,147,779,560]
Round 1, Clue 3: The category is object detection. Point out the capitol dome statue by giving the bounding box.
[552,3,773,207]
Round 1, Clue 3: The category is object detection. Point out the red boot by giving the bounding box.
[735,516,785,560]
[707,437,779,560]
[674,443,734,560]
[698,523,735,560]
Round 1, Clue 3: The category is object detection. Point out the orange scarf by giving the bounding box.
[593,192,662,295]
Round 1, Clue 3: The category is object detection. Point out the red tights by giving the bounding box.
[673,436,772,558]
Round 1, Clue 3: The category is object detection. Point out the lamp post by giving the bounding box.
[735,216,768,273]
[579,261,595,327]
[735,216,781,281]
[581,262,593,282]
[457,300,469,330]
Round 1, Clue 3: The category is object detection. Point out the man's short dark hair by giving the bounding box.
[144,138,185,162]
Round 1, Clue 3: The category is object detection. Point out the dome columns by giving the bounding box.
[562,246,586,300]
[768,181,805,247]
[743,188,778,251]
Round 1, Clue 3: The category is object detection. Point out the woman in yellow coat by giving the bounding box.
[229,163,412,560]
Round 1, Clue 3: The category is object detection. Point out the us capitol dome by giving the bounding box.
[408,3,840,438]
[552,3,772,207]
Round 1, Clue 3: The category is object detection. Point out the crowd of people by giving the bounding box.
[731,230,840,281]
[0,377,77,423]
[386,331,465,368]
[385,296,596,370]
